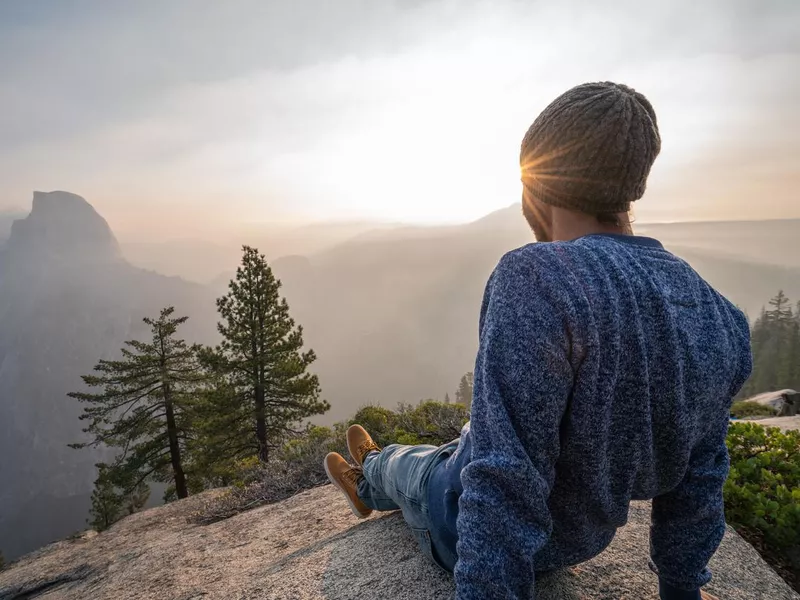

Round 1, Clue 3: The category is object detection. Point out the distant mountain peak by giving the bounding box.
[467,203,526,231]
[31,190,92,211]
[6,191,121,261]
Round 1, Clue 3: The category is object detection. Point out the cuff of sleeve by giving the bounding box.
[649,559,712,590]
[659,579,701,600]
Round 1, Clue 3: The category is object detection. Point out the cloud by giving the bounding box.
[0,0,798,230]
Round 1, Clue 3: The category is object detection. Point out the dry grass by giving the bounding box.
[190,432,347,525]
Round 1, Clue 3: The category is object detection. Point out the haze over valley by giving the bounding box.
[1,190,799,560]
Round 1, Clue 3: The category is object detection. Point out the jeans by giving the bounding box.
[358,440,459,571]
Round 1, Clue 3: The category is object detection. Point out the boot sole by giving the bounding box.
[323,453,372,519]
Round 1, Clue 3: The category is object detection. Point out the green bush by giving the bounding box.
[348,401,469,447]
[388,401,469,447]
[348,405,400,447]
[724,422,800,555]
[730,401,778,419]
[194,401,468,524]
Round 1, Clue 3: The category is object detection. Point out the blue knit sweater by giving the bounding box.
[427,234,752,600]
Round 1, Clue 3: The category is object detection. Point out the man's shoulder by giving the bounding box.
[486,244,573,308]
[493,242,585,289]
[495,242,565,274]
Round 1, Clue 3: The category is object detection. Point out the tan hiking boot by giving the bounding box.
[347,424,381,467]
[323,452,372,519]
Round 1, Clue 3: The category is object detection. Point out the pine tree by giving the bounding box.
[87,463,150,531]
[767,290,793,322]
[768,291,795,391]
[444,392,452,405]
[70,307,202,500]
[88,467,122,531]
[205,246,329,464]
[455,372,474,411]
[740,291,800,398]
[187,366,251,485]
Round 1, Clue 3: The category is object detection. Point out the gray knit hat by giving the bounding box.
[520,82,661,215]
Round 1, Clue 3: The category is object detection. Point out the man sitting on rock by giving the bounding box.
[324,82,751,600]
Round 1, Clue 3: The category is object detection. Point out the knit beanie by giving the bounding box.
[520,82,661,215]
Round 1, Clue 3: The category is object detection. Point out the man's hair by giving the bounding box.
[596,212,626,226]
[520,82,661,216]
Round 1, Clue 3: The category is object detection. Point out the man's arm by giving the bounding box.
[455,253,573,600]
[650,416,730,599]
[651,317,751,600]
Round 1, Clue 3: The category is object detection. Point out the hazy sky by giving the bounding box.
[1,0,798,239]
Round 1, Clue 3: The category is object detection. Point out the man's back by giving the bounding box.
[536,234,750,565]
[430,234,752,597]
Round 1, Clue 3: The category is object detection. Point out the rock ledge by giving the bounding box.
[1,485,797,599]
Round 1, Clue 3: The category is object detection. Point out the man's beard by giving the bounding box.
[522,195,552,243]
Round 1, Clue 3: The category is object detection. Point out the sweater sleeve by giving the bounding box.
[650,314,752,597]
[650,414,729,594]
[455,252,573,600]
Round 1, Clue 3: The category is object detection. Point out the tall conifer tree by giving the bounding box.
[70,308,201,501]
[206,246,328,464]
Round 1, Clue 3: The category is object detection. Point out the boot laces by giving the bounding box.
[358,440,380,459]
[343,467,362,486]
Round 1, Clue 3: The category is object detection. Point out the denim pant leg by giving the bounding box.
[355,458,401,512]
[357,442,458,571]
[358,444,438,521]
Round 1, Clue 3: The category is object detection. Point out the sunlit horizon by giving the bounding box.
[1,1,798,239]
